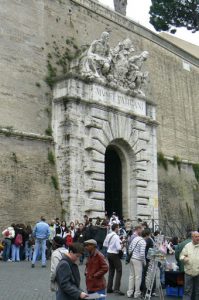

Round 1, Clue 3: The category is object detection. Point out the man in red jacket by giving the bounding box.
[84,239,109,300]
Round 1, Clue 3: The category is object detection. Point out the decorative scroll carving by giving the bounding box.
[72,32,149,96]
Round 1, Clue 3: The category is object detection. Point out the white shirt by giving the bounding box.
[103,232,121,254]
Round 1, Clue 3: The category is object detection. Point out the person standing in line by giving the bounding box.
[103,223,124,295]
[2,224,15,261]
[74,223,87,264]
[50,236,68,292]
[54,218,62,237]
[11,224,23,262]
[126,225,142,264]
[127,229,149,299]
[180,231,199,300]
[175,231,192,272]
[84,239,109,300]
[55,243,88,300]
[31,216,50,268]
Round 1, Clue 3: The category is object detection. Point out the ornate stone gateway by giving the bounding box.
[52,32,158,221]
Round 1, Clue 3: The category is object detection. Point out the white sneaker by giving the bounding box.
[127,291,133,298]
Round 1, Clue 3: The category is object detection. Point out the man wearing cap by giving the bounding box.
[84,239,109,300]
[50,236,68,292]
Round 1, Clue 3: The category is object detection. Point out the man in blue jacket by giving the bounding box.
[31,216,51,268]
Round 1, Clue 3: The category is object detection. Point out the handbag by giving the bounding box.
[118,249,123,259]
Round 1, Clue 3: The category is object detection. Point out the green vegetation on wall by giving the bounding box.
[157,152,168,170]
[44,37,86,89]
[51,175,59,190]
[158,152,183,172]
[45,126,52,136]
[48,150,55,165]
[192,164,199,182]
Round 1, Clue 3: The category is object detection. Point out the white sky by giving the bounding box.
[98,0,199,46]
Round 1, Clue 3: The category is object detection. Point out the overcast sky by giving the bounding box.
[98,0,199,46]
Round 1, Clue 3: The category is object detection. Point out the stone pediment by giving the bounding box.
[70,32,149,97]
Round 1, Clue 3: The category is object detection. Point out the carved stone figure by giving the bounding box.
[75,32,149,96]
[127,51,149,94]
[80,32,111,80]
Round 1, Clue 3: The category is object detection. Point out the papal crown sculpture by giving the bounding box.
[71,32,149,96]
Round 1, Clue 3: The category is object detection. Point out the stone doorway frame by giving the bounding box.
[52,78,158,222]
[105,140,137,220]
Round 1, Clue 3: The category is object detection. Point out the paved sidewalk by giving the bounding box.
[0,260,179,300]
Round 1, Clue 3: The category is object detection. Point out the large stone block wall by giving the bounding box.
[0,0,198,159]
[158,163,199,234]
[0,133,62,229]
[0,0,198,226]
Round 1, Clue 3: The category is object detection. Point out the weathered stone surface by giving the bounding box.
[0,135,62,229]
[52,77,158,220]
[0,0,198,226]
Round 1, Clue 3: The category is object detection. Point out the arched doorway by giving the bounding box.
[105,146,122,218]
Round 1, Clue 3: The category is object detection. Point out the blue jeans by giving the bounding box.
[12,244,20,261]
[25,240,32,260]
[2,238,12,261]
[32,238,46,266]
[88,289,106,300]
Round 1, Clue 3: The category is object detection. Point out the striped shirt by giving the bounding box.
[129,236,146,262]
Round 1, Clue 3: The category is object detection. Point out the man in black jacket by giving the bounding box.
[56,243,88,300]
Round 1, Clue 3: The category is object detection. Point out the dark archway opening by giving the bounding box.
[105,146,122,218]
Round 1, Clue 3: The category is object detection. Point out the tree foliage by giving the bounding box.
[149,0,199,33]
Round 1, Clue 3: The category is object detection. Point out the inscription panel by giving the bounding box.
[54,79,146,116]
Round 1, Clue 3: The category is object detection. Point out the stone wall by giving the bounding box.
[0,0,198,226]
[0,133,62,229]
[1,0,198,158]
[158,162,199,235]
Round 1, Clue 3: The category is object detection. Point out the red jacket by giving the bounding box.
[65,234,73,246]
[85,249,109,292]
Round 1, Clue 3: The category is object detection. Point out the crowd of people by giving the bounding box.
[1,213,199,300]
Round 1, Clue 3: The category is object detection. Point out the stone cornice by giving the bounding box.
[0,128,53,142]
[70,0,199,67]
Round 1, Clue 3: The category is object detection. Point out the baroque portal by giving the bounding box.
[52,32,158,222]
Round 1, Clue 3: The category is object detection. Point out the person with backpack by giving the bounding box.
[31,216,51,268]
[50,236,68,292]
[11,224,23,262]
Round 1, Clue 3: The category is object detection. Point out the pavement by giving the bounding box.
[0,259,181,300]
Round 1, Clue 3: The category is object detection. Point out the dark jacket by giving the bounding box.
[56,256,82,300]
[74,230,86,244]
[85,249,108,292]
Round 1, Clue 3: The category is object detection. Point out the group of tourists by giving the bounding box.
[1,213,199,300]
